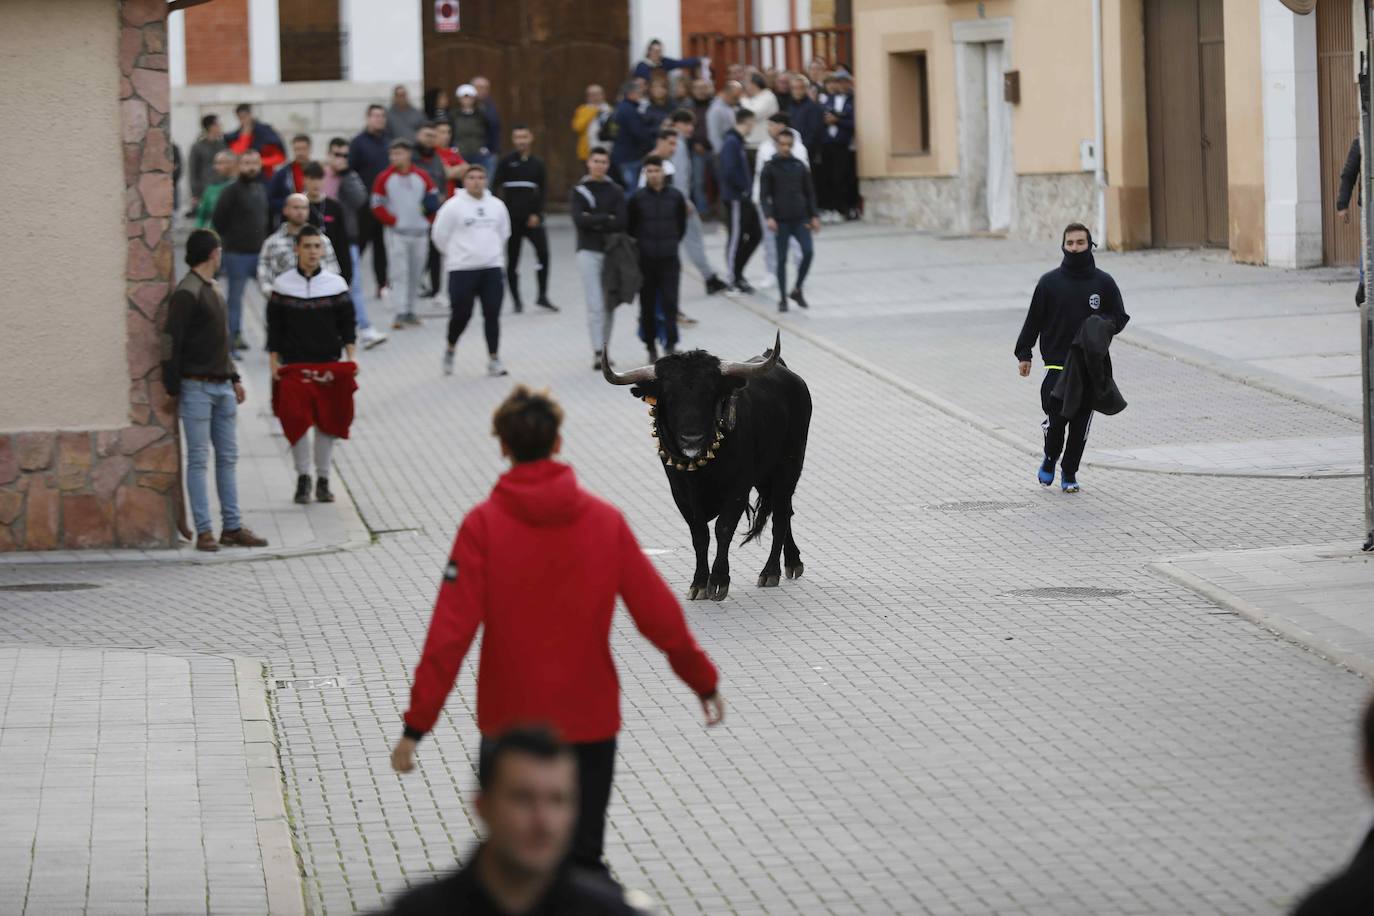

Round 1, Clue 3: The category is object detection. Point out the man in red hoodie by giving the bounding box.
[392,385,725,876]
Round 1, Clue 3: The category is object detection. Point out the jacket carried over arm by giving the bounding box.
[1338,137,1362,211]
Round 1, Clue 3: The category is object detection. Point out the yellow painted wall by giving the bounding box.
[0,0,129,431]
[1222,0,1264,263]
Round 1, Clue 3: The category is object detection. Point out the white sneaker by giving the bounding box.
[486,356,508,377]
[756,274,778,290]
[359,327,388,349]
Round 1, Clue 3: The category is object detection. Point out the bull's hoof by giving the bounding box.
[757,572,781,587]
[785,563,804,580]
[687,585,709,600]
[708,581,730,601]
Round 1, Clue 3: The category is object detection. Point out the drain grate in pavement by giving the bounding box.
[929,501,1030,512]
[0,582,101,592]
[1006,586,1129,599]
[275,676,348,690]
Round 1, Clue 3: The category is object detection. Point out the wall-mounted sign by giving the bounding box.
[435,0,460,33]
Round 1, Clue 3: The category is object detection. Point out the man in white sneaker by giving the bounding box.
[431,164,512,377]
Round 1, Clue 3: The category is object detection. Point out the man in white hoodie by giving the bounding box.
[431,164,512,377]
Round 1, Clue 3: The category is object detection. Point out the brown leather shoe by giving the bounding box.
[195,532,220,552]
[220,527,268,548]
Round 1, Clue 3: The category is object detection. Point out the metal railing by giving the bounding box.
[688,26,853,84]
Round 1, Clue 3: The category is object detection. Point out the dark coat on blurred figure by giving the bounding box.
[1292,826,1374,916]
[1050,314,1127,418]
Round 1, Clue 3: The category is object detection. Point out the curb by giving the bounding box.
[233,656,308,916]
[1148,559,1374,681]
[721,290,1360,480]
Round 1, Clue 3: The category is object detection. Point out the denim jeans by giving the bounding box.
[348,244,372,330]
[618,161,640,191]
[774,221,814,295]
[690,149,712,214]
[179,380,241,534]
[222,252,258,340]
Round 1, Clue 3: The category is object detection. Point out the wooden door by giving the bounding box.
[1317,0,1360,265]
[422,0,630,207]
[1145,0,1229,248]
[279,0,342,82]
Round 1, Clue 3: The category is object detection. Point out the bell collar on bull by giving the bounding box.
[602,333,782,473]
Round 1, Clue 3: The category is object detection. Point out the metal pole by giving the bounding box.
[1092,0,1106,247]
[1362,5,1374,551]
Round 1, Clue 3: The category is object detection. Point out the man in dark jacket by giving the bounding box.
[787,74,824,151]
[187,114,227,217]
[719,109,760,292]
[571,148,629,370]
[1336,136,1364,307]
[304,162,353,291]
[391,386,723,878]
[816,72,856,220]
[628,156,687,359]
[381,727,648,915]
[267,134,313,226]
[493,124,557,313]
[611,81,653,190]
[349,104,392,291]
[1014,223,1130,493]
[211,148,269,352]
[760,129,819,312]
[162,229,269,553]
[1291,696,1374,915]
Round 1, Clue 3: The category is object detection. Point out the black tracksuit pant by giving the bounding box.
[506,217,550,306]
[447,267,504,354]
[479,736,617,876]
[726,198,762,283]
[358,208,388,289]
[1041,368,1091,478]
[638,255,681,347]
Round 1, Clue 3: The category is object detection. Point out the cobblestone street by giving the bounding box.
[2,219,1371,915]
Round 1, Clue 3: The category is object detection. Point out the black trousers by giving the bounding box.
[726,199,762,283]
[427,239,442,295]
[479,736,616,875]
[816,144,856,213]
[506,218,550,305]
[447,267,504,354]
[358,208,388,289]
[638,255,681,347]
[1040,368,1092,478]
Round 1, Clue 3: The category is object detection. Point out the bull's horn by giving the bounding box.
[601,343,656,386]
[719,332,781,379]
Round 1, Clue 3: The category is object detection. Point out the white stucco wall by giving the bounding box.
[630,0,683,66]
[1261,4,1322,268]
[344,0,423,83]
[0,0,129,433]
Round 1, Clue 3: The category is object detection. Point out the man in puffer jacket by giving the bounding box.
[627,156,687,360]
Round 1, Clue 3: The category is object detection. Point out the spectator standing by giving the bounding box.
[787,74,825,153]
[472,76,502,174]
[493,125,558,314]
[1337,136,1364,306]
[224,103,286,177]
[760,129,819,312]
[187,114,227,217]
[740,72,779,169]
[806,56,830,88]
[570,148,628,370]
[669,110,730,296]
[390,386,723,877]
[628,155,687,361]
[707,80,743,182]
[161,229,268,552]
[449,84,491,172]
[424,87,451,123]
[210,147,269,353]
[571,83,611,162]
[817,70,857,221]
[687,79,716,215]
[432,121,467,198]
[371,140,440,330]
[257,192,341,297]
[414,121,452,298]
[265,226,356,505]
[267,134,313,222]
[386,85,425,142]
[772,70,794,111]
[193,150,236,229]
[431,165,511,378]
[754,113,809,292]
[643,81,673,134]
[611,81,652,189]
[720,109,761,293]
[324,138,386,349]
[382,728,648,916]
[632,38,703,82]
[349,104,392,293]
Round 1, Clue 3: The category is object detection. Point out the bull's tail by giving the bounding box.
[741,489,773,545]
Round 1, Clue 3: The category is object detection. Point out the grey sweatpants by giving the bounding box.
[577,249,613,353]
[680,209,721,281]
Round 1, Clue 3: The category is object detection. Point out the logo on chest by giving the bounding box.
[1088,293,1101,310]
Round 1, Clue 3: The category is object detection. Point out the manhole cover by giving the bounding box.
[929,501,1030,512]
[1005,587,1129,599]
[0,583,101,592]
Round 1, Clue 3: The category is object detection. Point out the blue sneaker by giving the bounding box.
[1037,458,1055,487]
[1061,475,1080,493]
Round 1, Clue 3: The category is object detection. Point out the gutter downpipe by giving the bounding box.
[1092,0,1107,247]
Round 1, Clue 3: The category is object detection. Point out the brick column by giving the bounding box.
[0,0,179,552]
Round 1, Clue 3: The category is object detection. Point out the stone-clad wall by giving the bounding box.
[0,0,179,552]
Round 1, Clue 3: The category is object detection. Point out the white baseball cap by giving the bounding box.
[456,84,478,98]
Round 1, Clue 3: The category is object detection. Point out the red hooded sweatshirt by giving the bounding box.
[404,460,719,744]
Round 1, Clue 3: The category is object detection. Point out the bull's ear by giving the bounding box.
[630,385,657,399]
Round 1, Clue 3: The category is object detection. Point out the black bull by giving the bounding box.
[603,333,812,601]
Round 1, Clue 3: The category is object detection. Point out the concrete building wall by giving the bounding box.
[1261,2,1322,267]
[1224,0,1266,264]
[1104,0,1151,249]
[0,0,129,432]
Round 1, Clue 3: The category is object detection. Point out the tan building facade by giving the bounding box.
[854,0,1361,267]
[0,0,179,551]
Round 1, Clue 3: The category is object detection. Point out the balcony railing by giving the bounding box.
[687,26,853,84]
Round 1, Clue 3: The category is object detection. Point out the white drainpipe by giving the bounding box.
[1092,0,1106,246]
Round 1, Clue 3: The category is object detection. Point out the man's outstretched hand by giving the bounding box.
[1018,360,1031,377]
[391,736,418,773]
[701,692,726,727]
